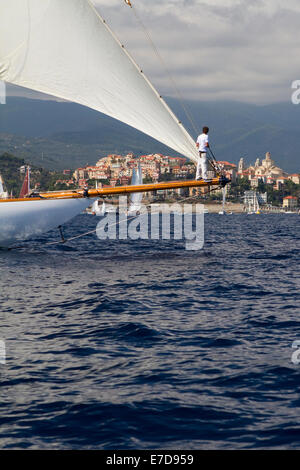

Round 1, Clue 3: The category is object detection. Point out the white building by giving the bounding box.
[243,190,267,206]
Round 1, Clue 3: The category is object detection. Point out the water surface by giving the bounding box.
[0,213,299,449]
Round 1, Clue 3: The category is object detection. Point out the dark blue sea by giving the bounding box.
[0,213,299,450]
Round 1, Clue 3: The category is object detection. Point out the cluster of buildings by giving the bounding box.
[66,154,238,200]
[1,150,298,209]
[70,152,298,191]
[58,151,299,208]
[237,152,299,209]
[71,153,194,188]
[237,152,299,188]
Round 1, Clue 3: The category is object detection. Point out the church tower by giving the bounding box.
[238,158,245,173]
[262,152,274,170]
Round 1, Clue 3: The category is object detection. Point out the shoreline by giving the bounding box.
[94,200,299,214]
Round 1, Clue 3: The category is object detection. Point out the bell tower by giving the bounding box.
[238,158,245,173]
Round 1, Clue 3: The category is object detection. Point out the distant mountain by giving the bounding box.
[0,97,299,172]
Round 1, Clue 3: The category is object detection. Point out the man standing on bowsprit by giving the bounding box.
[196,126,211,182]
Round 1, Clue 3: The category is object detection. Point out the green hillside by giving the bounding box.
[0,152,73,196]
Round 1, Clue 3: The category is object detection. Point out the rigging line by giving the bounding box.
[207,148,222,175]
[129,2,199,137]
[43,190,219,247]
[8,187,222,250]
[200,151,219,175]
[9,185,224,251]
[88,0,198,164]
[208,147,220,168]
[206,154,218,173]
[208,147,218,165]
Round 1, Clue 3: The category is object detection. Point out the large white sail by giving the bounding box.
[0,0,199,163]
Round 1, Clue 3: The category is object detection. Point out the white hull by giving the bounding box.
[0,198,96,247]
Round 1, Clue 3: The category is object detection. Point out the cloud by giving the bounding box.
[5,0,300,104]
[92,0,300,104]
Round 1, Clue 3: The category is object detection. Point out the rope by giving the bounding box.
[208,147,224,176]
[126,1,227,179]
[43,186,224,246]
[9,187,223,250]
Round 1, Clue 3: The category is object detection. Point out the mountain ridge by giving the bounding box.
[0,97,299,172]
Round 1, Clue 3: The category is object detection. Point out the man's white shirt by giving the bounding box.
[197,133,209,153]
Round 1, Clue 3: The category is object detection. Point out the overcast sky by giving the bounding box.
[7,0,300,104]
[91,0,300,104]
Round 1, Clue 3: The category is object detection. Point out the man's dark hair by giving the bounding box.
[203,126,209,134]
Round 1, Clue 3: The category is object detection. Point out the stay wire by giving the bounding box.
[48,185,224,245]
[10,187,223,250]
[129,3,223,175]
[208,147,223,175]
[130,3,199,137]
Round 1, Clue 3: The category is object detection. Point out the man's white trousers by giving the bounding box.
[196,152,208,180]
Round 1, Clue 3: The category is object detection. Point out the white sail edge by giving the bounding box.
[86,0,198,162]
[0,0,199,164]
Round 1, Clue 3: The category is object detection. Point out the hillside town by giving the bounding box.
[59,151,299,210]
[0,151,299,211]
[66,151,298,189]
[71,153,194,187]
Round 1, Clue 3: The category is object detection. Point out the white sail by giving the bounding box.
[128,164,143,214]
[0,0,199,163]
[0,174,8,199]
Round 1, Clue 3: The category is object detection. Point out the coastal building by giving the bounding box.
[237,152,288,188]
[274,176,289,190]
[243,190,267,207]
[283,196,298,210]
[238,158,246,173]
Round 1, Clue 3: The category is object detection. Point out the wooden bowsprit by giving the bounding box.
[32,176,229,202]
